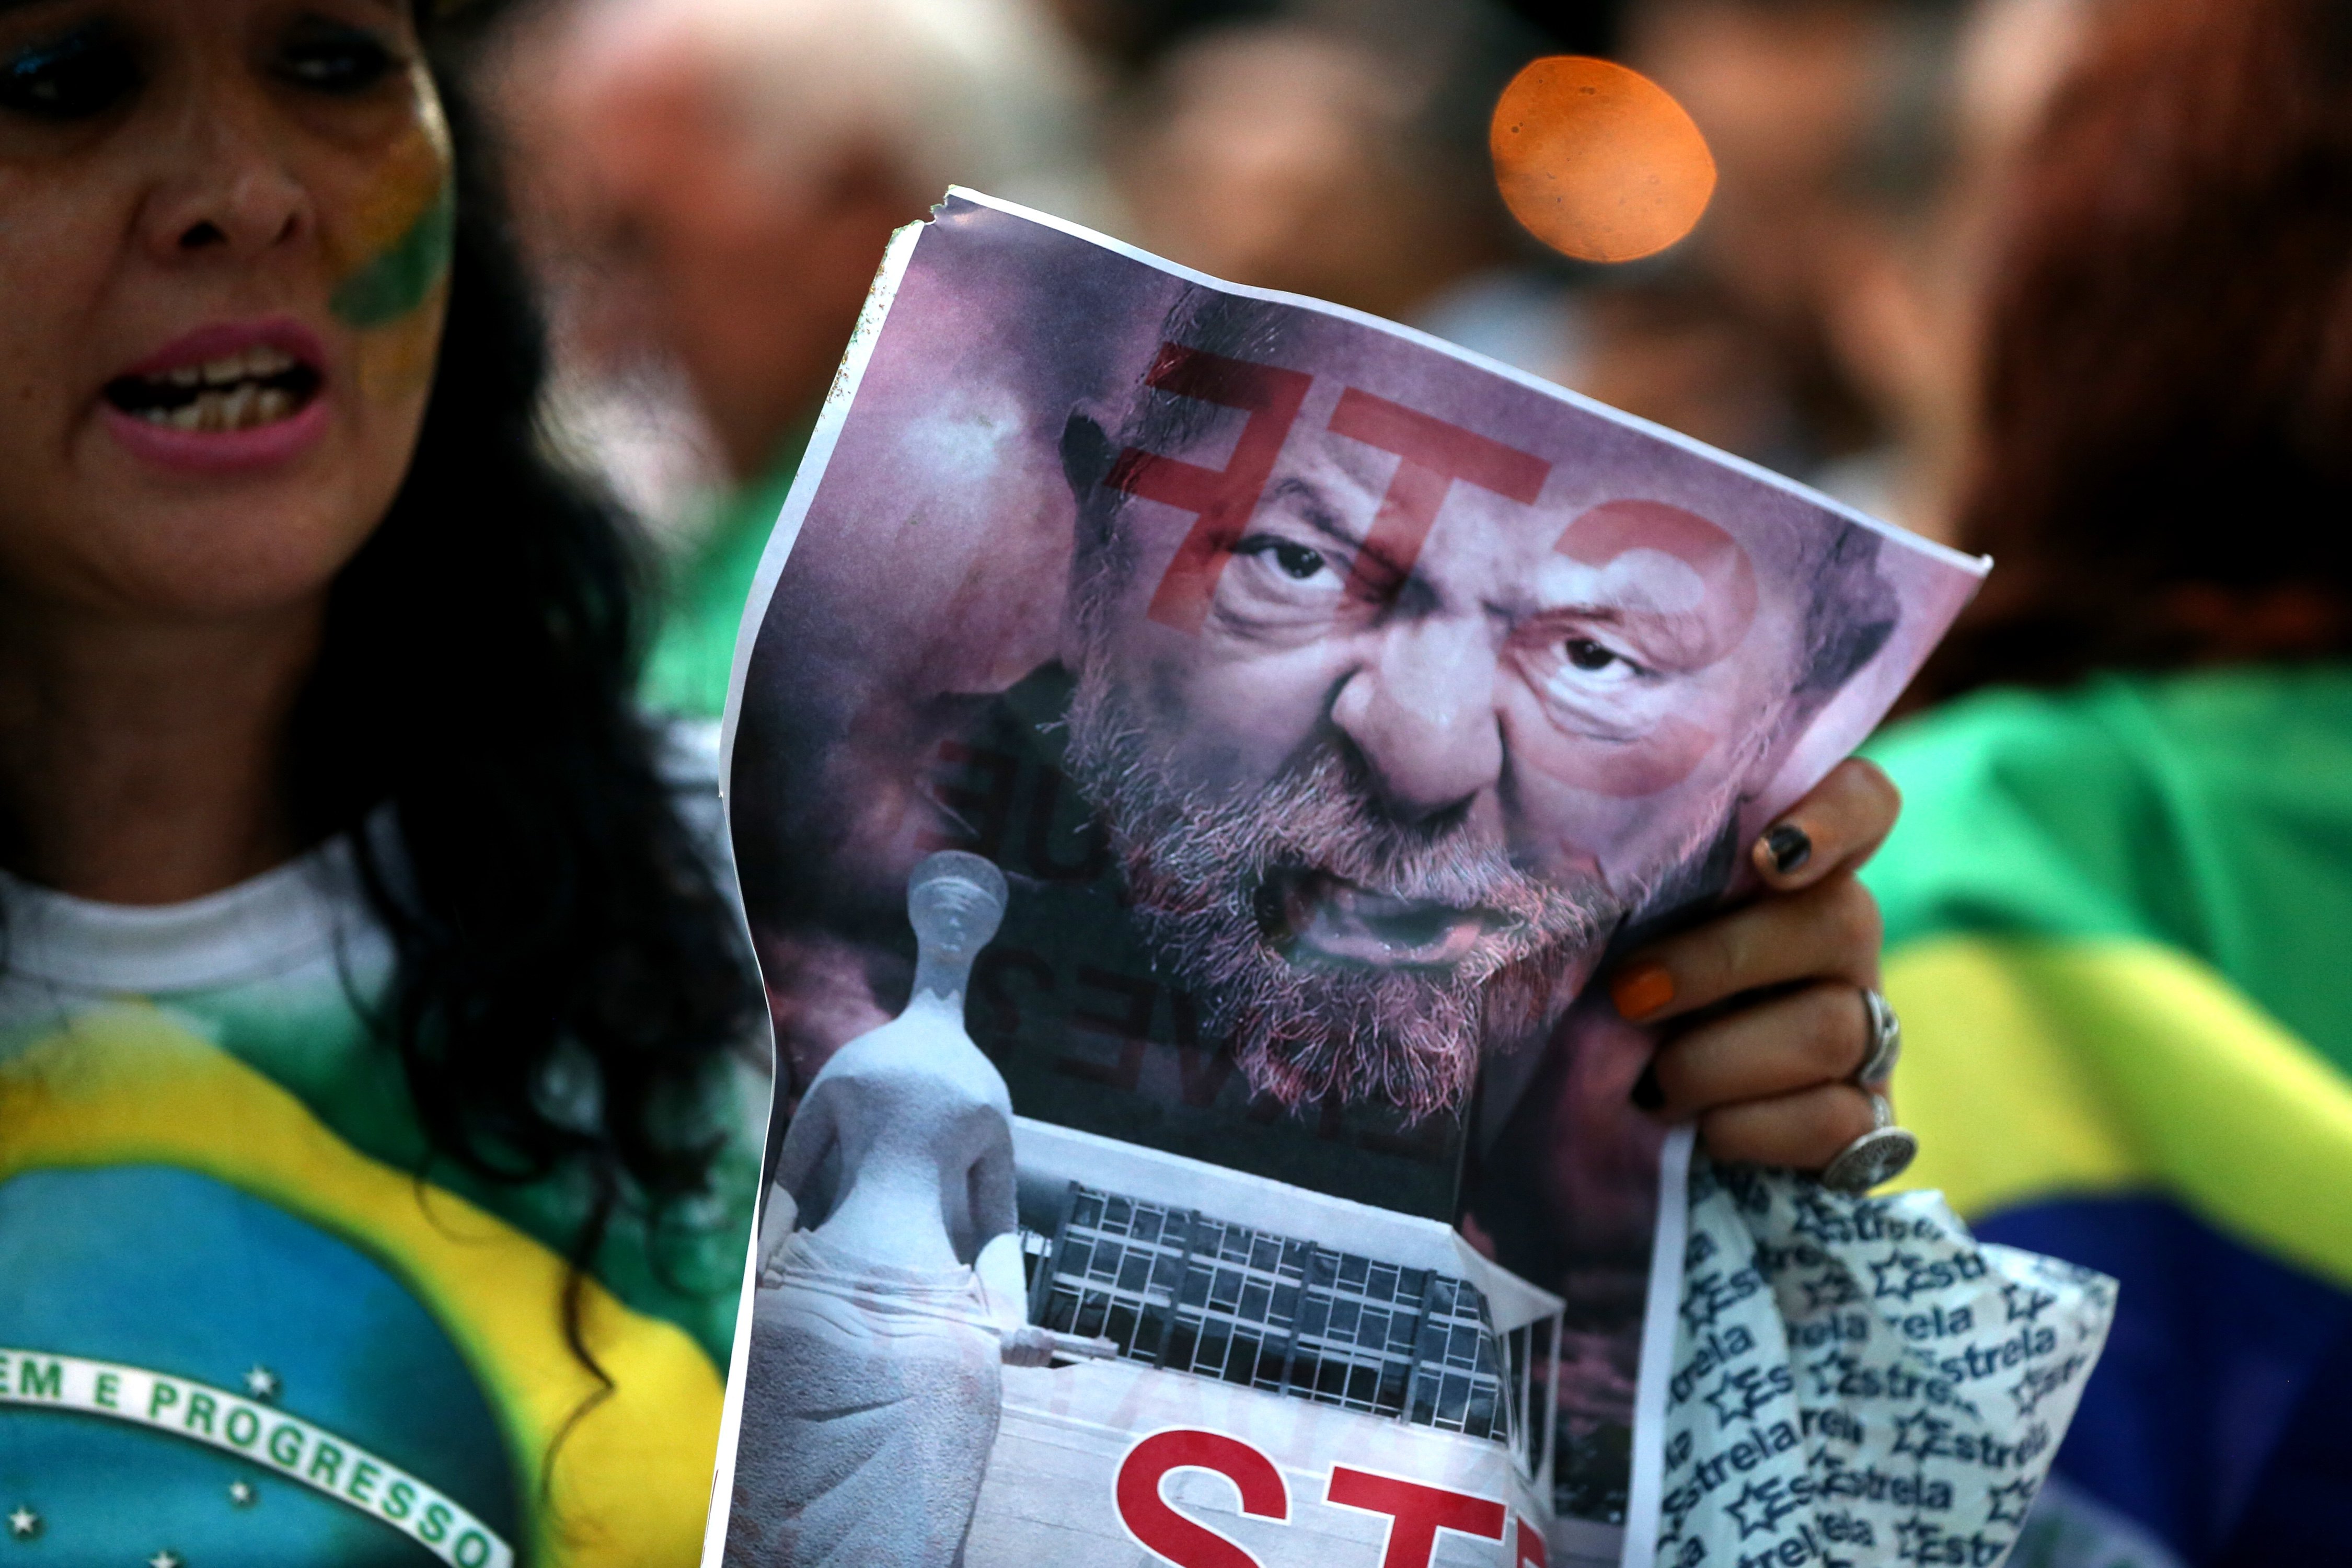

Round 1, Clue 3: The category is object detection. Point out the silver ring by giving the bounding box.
[1819,1093,1919,1194]
[1856,987,1902,1086]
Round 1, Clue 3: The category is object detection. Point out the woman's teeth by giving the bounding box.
[140,384,299,433]
[114,345,315,432]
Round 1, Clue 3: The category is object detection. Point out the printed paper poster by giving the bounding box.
[713,190,1985,1567]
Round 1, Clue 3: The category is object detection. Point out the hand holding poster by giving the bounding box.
[711,191,2099,1567]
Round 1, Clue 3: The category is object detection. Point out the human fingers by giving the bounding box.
[1609,874,1882,1025]
[1643,981,1872,1116]
[1749,757,1901,890]
[1696,1081,1883,1170]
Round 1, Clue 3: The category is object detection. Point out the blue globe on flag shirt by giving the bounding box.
[0,1165,517,1566]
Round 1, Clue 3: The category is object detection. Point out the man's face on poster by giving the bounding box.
[1062,332,1838,1119]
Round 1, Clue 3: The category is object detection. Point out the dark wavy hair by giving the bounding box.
[282,17,757,1353]
[1918,0,2352,699]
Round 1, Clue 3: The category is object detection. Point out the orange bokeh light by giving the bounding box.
[1491,56,1716,263]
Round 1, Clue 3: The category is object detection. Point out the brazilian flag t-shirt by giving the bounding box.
[0,765,766,1566]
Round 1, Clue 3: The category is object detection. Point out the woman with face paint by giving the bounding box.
[0,4,760,1564]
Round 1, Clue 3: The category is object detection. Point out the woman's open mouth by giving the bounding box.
[100,320,332,471]
[104,344,322,434]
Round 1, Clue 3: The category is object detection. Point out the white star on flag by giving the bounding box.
[243,1364,280,1400]
[148,1552,183,1568]
[5,1506,37,1539]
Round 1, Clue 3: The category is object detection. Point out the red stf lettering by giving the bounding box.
[1531,498,1762,798]
[1324,1466,1508,1568]
[1553,498,1757,664]
[1324,388,1551,602]
[1516,1514,1549,1566]
[1111,344,1312,634]
[1116,1429,1290,1568]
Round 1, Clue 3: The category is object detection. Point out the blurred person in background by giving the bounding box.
[1111,10,1602,387]
[1606,0,1905,467]
[1601,0,1974,478]
[1809,0,2088,540]
[501,0,1103,717]
[1106,0,2009,508]
[1047,0,1279,76]
[1860,0,2352,1559]
[1114,21,1501,328]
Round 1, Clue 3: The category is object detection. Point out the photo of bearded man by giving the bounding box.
[722,197,1973,1525]
[730,223,1939,1180]
[1052,292,1902,1129]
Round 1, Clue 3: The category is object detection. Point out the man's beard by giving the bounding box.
[1065,664,1741,1122]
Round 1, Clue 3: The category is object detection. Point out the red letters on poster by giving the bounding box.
[1325,388,1551,603]
[1552,498,1757,665]
[1116,1428,1291,1568]
[1115,1434,1531,1567]
[1324,1465,1509,1568]
[1111,345,1313,635]
[1119,349,1553,633]
[1523,497,1762,798]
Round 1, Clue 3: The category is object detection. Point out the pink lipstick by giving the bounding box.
[101,319,330,473]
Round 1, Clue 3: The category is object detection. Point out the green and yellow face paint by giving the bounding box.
[325,62,456,408]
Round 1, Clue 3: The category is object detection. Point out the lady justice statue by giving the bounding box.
[729,852,1053,1567]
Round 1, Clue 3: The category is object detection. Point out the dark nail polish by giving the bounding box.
[1630,1061,1664,1111]
[1762,822,1812,875]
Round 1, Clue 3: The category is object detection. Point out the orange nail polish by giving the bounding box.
[1611,964,1675,1020]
